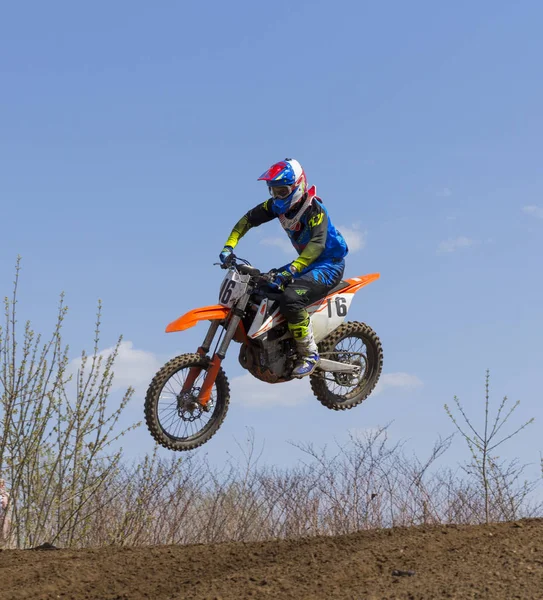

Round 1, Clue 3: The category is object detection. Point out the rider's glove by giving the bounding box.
[219,246,233,265]
[269,266,295,291]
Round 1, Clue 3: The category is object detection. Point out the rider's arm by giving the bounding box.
[224,200,275,249]
[291,206,328,272]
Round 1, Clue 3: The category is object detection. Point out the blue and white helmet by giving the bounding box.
[258,158,307,215]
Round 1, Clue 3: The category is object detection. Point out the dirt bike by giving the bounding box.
[144,255,383,451]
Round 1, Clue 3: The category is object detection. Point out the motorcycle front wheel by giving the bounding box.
[144,353,230,451]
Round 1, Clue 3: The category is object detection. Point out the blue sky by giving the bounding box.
[1,1,542,476]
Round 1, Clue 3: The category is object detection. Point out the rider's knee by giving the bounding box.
[279,291,307,323]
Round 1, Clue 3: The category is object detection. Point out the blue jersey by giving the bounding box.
[224,193,349,285]
[281,198,348,266]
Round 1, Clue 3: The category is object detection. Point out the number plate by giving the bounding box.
[327,296,348,317]
[218,271,249,308]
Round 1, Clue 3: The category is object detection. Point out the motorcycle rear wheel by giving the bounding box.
[310,321,383,411]
[144,353,230,451]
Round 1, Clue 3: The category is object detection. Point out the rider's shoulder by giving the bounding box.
[262,198,274,213]
[309,196,327,215]
[246,199,275,217]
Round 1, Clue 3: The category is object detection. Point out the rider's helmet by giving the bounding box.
[258,158,307,215]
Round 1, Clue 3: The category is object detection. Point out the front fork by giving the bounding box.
[183,292,251,407]
[180,319,221,393]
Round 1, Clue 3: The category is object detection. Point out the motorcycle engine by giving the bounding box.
[238,339,296,383]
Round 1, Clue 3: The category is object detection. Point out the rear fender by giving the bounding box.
[310,273,380,343]
[342,273,380,293]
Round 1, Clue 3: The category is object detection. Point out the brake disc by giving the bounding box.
[177,390,205,422]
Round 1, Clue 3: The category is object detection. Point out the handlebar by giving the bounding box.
[216,254,274,284]
[238,264,262,277]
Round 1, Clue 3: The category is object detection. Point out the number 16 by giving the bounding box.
[327,296,347,318]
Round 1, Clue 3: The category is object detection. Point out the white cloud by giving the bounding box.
[70,341,161,396]
[522,205,543,219]
[437,236,476,254]
[373,372,423,396]
[230,374,311,408]
[260,237,293,254]
[339,226,367,253]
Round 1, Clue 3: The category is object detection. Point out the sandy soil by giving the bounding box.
[1,518,542,599]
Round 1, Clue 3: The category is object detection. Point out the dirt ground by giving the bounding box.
[1,519,542,600]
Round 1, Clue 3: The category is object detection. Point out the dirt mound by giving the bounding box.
[1,519,542,599]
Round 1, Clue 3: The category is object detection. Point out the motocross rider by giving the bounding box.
[219,158,349,378]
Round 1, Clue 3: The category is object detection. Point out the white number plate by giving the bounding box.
[218,271,248,308]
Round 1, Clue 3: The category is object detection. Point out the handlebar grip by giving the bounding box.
[223,253,236,268]
[238,264,261,277]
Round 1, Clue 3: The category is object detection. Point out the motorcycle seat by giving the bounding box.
[329,280,350,294]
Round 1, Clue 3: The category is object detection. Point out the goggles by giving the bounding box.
[268,184,293,200]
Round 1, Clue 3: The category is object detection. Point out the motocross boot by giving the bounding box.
[289,317,320,378]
